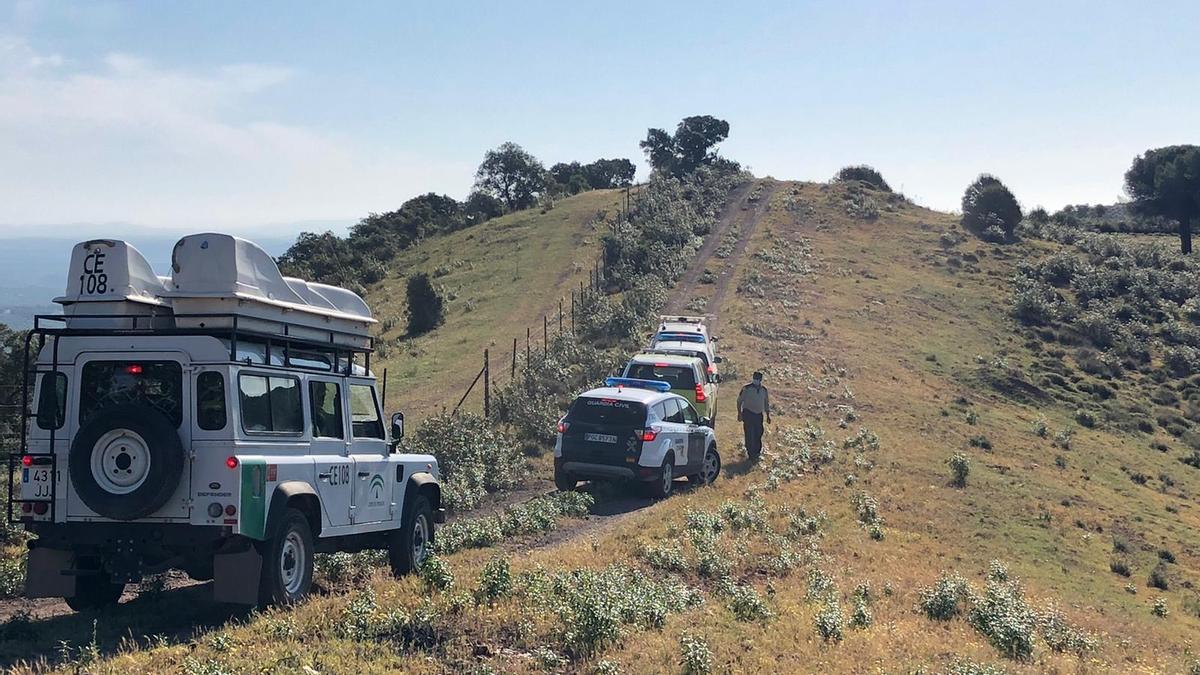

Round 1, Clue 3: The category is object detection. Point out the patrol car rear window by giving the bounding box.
[80,360,182,428]
[566,397,647,426]
[624,363,696,389]
[655,332,706,344]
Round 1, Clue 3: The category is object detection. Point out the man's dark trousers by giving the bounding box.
[742,411,764,459]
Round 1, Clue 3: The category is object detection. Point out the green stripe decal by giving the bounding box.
[239,458,268,540]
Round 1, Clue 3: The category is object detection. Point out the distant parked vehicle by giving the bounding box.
[650,315,719,375]
[621,353,717,426]
[554,378,720,498]
[13,234,443,611]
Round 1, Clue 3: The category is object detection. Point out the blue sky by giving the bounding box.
[1,0,1197,236]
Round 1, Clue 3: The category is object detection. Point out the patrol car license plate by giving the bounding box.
[585,433,618,444]
[21,467,52,501]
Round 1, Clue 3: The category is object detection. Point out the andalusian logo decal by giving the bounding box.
[368,474,386,506]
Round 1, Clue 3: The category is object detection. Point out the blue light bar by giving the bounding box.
[604,377,672,392]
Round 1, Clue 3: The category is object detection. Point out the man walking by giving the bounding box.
[737,371,771,460]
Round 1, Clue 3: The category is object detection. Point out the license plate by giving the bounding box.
[21,467,53,501]
[585,433,618,444]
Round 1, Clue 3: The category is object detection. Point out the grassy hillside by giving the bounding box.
[9,180,1200,673]
[368,188,625,420]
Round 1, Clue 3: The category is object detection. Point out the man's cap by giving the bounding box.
[753,371,763,380]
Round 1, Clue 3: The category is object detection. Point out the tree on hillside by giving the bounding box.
[474,142,547,210]
[549,158,637,196]
[961,174,1022,242]
[1125,145,1200,254]
[277,231,359,287]
[640,116,730,177]
[0,324,27,445]
[464,191,504,223]
[350,193,464,259]
[405,272,444,336]
[833,165,891,192]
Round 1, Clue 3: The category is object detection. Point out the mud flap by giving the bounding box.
[213,546,262,605]
[25,548,75,598]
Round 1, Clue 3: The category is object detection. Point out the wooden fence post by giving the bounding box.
[543,315,548,352]
[512,337,517,379]
[558,299,563,334]
[483,349,490,418]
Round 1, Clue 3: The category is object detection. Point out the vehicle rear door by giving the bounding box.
[561,397,645,467]
[348,382,392,525]
[69,353,192,519]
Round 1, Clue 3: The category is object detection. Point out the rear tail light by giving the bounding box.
[639,428,659,442]
[20,455,31,468]
[695,384,706,402]
[33,502,48,515]
[20,503,32,514]
[707,364,716,374]
[225,456,239,469]
[557,420,570,434]
[224,504,237,517]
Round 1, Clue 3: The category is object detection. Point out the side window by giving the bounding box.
[310,380,344,439]
[664,398,685,424]
[680,402,699,424]
[239,374,303,434]
[35,372,66,430]
[651,402,668,421]
[196,372,227,430]
[349,384,384,439]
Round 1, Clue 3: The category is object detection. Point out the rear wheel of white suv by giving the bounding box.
[258,508,314,606]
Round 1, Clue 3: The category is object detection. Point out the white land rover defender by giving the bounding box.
[11,234,443,610]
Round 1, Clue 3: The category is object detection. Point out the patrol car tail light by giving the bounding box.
[639,428,659,442]
[707,364,716,374]
[557,420,570,434]
[225,456,239,469]
[695,384,706,402]
[125,364,143,375]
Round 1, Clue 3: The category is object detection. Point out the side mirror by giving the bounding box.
[713,356,723,364]
[713,374,722,384]
[699,417,713,428]
[390,411,405,445]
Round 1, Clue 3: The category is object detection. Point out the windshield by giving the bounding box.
[624,363,696,389]
[566,397,647,427]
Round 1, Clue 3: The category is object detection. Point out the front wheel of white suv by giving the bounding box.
[390,494,434,576]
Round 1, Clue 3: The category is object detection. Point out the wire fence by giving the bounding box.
[450,184,643,418]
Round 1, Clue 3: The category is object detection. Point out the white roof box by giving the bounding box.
[165,233,375,350]
[54,239,171,329]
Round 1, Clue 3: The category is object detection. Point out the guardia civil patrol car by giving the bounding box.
[553,378,720,497]
[12,234,443,610]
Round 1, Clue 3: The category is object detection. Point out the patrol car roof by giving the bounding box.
[653,340,710,353]
[628,352,701,365]
[578,386,677,404]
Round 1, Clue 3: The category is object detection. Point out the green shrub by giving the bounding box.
[832,165,891,192]
[419,554,455,593]
[679,633,713,675]
[1148,563,1170,590]
[948,452,971,487]
[0,555,24,598]
[968,575,1037,660]
[403,411,524,511]
[1152,597,1168,618]
[475,556,512,604]
[1037,603,1098,654]
[435,491,593,554]
[405,272,445,335]
[728,584,772,622]
[918,572,971,620]
[814,596,845,642]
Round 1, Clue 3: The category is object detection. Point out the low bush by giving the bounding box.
[814,596,845,642]
[435,491,593,554]
[949,452,971,487]
[918,571,971,620]
[679,633,713,675]
[728,584,772,622]
[403,412,524,511]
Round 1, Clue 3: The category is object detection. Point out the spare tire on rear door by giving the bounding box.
[69,403,185,520]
